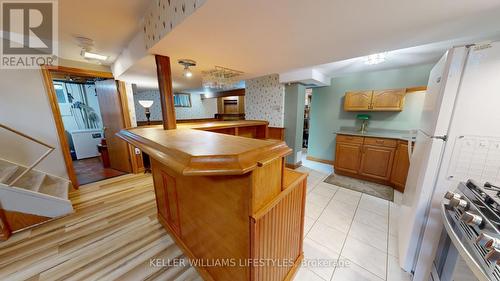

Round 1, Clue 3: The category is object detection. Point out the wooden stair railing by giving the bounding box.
[0,123,55,186]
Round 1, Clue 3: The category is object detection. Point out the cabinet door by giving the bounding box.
[335,142,362,174]
[390,142,411,192]
[344,91,373,111]
[359,145,395,180]
[152,168,181,236]
[371,89,406,111]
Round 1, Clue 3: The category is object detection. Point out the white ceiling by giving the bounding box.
[133,0,500,90]
[58,0,150,65]
[280,34,500,84]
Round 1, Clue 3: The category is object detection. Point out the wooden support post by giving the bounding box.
[155,55,177,130]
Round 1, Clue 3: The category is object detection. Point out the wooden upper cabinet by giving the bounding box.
[344,88,406,111]
[359,145,395,180]
[344,91,373,111]
[335,142,362,174]
[390,141,411,192]
[371,89,406,111]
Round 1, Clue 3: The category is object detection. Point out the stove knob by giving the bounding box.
[460,212,484,227]
[477,233,496,247]
[486,248,500,264]
[449,198,469,210]
[444,191,461,200]
[477,233,500,249]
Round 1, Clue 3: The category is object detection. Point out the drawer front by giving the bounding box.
[336,134,364,144]
[364,137,397,148]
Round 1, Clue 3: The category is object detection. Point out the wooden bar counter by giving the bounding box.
[117,121,307,281]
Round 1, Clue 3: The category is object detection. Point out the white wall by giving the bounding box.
[133,90,217,121]
[0,60,112,179]
[0,69,69,178]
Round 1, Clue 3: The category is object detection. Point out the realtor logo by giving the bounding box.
[1,0,58,68]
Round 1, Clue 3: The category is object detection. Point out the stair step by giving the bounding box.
[11,170,46,192]
[0,165,19,184]
[37,175,70,200]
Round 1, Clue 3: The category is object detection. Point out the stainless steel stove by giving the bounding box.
[440,180,500,281]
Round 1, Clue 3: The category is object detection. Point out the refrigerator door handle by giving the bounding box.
[408,138,413,160]
[431,135,448,141]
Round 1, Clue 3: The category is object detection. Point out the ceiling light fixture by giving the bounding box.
[202,65,244,90]
[81,50,108,61]
[365,52,387,65]
[178,59,196,78]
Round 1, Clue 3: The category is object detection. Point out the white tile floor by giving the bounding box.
[293,155,412,281]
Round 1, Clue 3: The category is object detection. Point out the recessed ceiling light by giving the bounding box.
[365,52,387,65]
[82,51,108,61]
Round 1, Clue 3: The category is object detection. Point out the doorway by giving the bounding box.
[41,66,135,188]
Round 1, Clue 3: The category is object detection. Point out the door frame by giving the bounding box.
[40,65,136,188]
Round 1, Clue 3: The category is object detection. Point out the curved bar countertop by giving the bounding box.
[117,120,292,176]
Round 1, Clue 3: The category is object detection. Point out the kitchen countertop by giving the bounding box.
[336,126,417,141]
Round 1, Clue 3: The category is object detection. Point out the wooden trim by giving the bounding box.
[285,161,302,169]
[200,88,245,99]
[406,86,427,93]
[41,67,79,188]
[155,55,176,130]
[42,65,113,79]
[117,81,141,174]
[40,65,124,187]
[306,155,334,165]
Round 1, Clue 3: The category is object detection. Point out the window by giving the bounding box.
[54,82,68,103]
[174,93,191,107]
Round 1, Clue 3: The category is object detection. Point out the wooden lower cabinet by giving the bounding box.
[390,141,411,192]
[335,142,362,174]
[359,145,395,181]
[335,135,411,189]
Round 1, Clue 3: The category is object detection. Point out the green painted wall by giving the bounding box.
[308,64,434,161]
[284,83,306,164]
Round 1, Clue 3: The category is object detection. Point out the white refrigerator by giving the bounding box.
[398,42,500,281]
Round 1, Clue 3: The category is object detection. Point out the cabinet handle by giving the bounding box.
[376,140,384,144]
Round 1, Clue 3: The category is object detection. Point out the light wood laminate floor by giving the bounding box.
[0,173,201,281]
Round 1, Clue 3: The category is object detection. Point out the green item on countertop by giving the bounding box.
[356,114,371,120]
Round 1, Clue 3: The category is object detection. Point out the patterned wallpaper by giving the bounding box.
[143,0,207,49]
[133,90,217,121]
[245,74,285,127]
